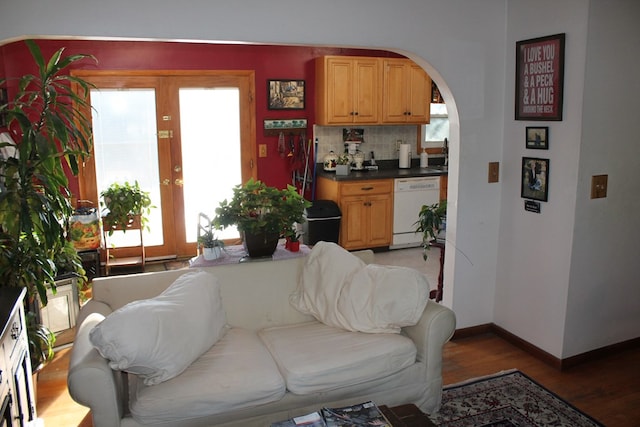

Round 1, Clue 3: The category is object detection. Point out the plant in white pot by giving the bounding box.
[197,215,224,260]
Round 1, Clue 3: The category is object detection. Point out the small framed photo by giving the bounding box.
[521,157,549,202]
[526,126,548,149]
[267,79,305,110]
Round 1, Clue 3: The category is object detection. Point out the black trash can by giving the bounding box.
[302,200,341,246]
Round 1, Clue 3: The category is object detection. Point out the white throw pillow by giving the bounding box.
[90,270,228,385]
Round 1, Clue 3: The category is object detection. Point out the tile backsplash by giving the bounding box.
[313,125,418,163]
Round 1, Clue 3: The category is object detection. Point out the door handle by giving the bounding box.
[174,179,184,186]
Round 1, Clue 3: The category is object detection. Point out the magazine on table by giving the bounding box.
[321,401,391,427]
[271,411,327,427]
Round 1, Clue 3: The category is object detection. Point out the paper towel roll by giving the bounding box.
[399,143,411,168]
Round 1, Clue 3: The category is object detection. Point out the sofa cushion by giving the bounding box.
[258,321,417,395]
[129,328,286,424]
[290,241,430,333]
[89,270,228,386]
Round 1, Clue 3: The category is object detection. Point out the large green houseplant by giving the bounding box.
[213,178,311,257]
[0,41,95,369]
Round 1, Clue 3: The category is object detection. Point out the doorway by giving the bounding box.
[75,71,257,259]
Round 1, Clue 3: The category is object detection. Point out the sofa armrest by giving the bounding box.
[403,300,455,412]
[75,300,113,326]
[68,313,126,427]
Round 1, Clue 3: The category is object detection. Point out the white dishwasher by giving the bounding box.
[392,176,440,249]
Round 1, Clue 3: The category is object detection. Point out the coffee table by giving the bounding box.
[379,404,436,427]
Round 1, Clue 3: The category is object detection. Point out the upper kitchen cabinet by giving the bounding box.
[315,56,380,125]
[382,58,431,124]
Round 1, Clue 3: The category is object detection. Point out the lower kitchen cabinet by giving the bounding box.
[440,175,448,202]
[316,177,393,250]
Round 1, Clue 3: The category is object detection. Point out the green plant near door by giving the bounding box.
[100,181,153,233]
[0,41,95,372]
[0,40,95,306]
[415,200,447,260]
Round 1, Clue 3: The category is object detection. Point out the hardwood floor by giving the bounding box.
[36,332,639,426]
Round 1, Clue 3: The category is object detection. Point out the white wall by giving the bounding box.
[495,0,589,357]
[564,0,640,358]
[497,0,640,359]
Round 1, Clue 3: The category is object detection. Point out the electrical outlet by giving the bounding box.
[591,174,608,199]
[259,144,267,158]
[488,162,499,183]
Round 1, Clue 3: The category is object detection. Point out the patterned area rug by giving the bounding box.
[430,370,603,426]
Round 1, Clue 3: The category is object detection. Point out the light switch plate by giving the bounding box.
[259,144,267,158]
[488,162,499,183]
[591,174,608,198]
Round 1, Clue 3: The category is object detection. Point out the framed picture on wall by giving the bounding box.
[267,79,305,110]
[515,33,565,121]
[521,157,549,202]
[525,126,548,149]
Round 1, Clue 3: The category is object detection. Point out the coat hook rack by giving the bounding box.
[263,119,307,136]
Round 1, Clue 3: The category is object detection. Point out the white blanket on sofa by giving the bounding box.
[289,242,430,334]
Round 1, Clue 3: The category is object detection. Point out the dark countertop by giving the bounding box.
[316,160,448,182]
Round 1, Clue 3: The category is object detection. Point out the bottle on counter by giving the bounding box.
[420,148,429,168]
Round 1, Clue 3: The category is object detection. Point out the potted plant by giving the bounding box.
[213,178,311,257]
[414,200,447,260]
[197,214,225,260]
[26,311,56,374]
[0,40,94,309]
[100,180,153,233]
[284,226,302,252]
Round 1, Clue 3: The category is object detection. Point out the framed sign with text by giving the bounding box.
[515,33,565,121]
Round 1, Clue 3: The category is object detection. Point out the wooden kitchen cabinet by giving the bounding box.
[316,178,393,250]
[382,58,431,124]
[440,175,448,202]
[315,56,380,125]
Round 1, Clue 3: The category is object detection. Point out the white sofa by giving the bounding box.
[67,243,456,427]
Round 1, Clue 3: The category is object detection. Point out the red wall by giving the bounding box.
[0,39,399,196]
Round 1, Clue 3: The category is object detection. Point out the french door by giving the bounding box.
[75,71,256,259]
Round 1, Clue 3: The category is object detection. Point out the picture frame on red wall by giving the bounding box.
[268,79,305,110]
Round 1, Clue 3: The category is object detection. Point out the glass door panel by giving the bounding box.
[179,88,241,242]
[91,89,164,248]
